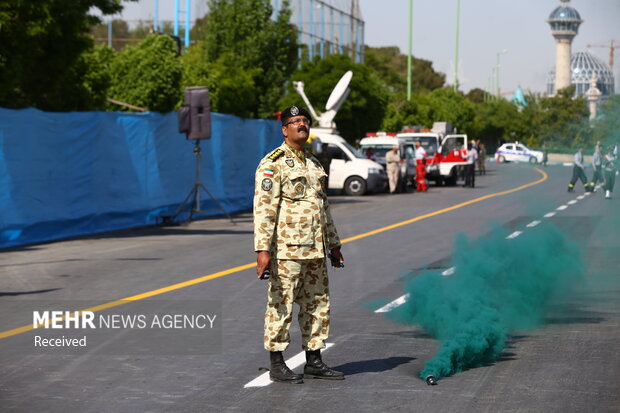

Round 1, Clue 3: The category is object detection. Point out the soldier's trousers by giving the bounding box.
[387,165,399,193]
[264,258,329,352]
[604,170,615,192]
[591,166,604,187]
[569,166,588,187]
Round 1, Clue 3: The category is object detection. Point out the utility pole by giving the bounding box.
[453,0,461,92]
[496,50,507,97]
[407,0,413,101]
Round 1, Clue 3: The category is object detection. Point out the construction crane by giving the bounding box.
[586,40,619,69]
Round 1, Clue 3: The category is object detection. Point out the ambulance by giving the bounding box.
[397,132,469,185]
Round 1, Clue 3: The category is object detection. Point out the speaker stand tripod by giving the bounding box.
[172,140,234,224]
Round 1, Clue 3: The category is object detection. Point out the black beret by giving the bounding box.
[281,106,312,126]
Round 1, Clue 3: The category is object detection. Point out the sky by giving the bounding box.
[111,0,620,96]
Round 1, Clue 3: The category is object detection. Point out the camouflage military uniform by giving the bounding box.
[254,142,341,352]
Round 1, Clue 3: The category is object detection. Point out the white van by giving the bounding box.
[310,128,387,195]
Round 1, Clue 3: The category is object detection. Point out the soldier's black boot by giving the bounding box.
[269,351,303,384]
[304,350,345,380]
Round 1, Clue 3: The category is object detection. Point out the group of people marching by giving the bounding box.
[568,144,617,199]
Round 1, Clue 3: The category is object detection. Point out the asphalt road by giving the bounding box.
[1,163,619,413]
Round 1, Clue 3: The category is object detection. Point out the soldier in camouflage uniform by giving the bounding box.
[254,105,345,384]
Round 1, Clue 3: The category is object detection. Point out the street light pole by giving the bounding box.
[407,0,413,101]
[453,0,461,92]
[496,49,507,97]
[489,67,496,101]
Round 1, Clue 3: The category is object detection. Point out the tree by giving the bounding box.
[0,0,133,110]
[520,88,590,149]
[471,99,522,149]
[466,88,486,104]
[279,54,389,143]
[107,34,182,113]
[382,89,474,135]
[364,46,445,93]
[185,0,298,118]
[591,95,620,148]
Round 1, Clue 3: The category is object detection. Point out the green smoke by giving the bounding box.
[387,223,585,381]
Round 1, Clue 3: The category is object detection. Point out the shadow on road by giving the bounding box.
[334,356,416,375]
[0,288,62,297]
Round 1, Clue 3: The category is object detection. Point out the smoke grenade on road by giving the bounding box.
[387,223,585,384]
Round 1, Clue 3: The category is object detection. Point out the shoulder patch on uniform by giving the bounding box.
[268,149,284,162]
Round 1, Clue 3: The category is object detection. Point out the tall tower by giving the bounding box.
[547,0,583,94]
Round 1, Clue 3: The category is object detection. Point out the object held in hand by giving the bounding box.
[260,270,270,280]
[328,254,344,268]
[425,375,437,385]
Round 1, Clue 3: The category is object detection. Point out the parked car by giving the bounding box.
[495,143,544,164]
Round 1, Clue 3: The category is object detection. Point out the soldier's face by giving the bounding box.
[282,116,310,146]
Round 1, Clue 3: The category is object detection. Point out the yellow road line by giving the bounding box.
[342,167,548,243]
[0,167,547,340]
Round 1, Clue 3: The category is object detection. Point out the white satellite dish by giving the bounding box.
[325,70,353,111]
[292,71,354,130]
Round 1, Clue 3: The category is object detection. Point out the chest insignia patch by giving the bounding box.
[286,159,295,168]
[294,182,305,195]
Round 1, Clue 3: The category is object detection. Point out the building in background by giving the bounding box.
[547,0,582,95]
[98,0,365,63]
[546,0,615,102]
[547,51,615,99]
[287,0,364,63]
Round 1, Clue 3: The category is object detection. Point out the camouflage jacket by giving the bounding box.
[253,142,341,260]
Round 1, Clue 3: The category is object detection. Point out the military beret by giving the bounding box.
[281,105,312,126]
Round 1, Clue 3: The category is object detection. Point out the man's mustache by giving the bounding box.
[297,126,308,133]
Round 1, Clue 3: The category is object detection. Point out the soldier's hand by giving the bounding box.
[256,251,271,279]
[329,247,344,268]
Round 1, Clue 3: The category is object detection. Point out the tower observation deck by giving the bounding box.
[547,0,583,94]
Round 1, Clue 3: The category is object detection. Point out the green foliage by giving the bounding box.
[471,99,522,149]
[591,95,620,148]
[181,41,260,118]
[107,34,182,112]
[364,46,445,93]
[186,0,298,118]
[0,0,131,110]
[466,88,486,104]
[80,46,116,109]
[279,54,389,143]
[519,88,590,149]
[382,89,474,134]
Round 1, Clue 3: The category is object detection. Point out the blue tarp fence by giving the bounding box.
[0,108,282,249]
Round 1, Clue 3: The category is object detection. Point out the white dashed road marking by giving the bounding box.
[441,266,456,276]
[377,185,594,314]
[506,231,522,239]
[244,343,335,388]
[375,294,410,313]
